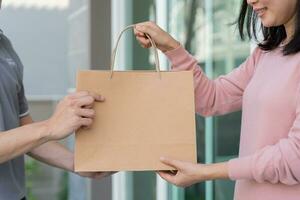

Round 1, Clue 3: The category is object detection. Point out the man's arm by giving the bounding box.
[0,91,103,165]
[22,115,74,172]
[0,118,49,164]
[23,115,113,179]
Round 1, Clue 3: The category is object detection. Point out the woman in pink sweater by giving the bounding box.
[135,0,300,199]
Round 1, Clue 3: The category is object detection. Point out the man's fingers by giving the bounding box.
[76,108,95,118]
[79,117,93,127]
[89,92,105,102]
[71,91,105,102]
[78,171,118,180]
[75,96,95,108]
[94,172,110,179]
[75,93,105,108]
[68,91,89,98]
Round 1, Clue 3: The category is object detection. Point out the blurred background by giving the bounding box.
[0,0,250,199]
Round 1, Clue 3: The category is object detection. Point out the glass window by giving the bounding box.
[0,1,70,200]
[167,0,250,199]
[129,1,158,200]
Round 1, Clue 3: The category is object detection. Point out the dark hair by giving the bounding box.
[237,0,300,55]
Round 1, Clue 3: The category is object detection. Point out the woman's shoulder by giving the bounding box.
[250,46,290,63]
[246,46,264,67]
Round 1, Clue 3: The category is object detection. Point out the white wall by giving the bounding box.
[0,6,69,96]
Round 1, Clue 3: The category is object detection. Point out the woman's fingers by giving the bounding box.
[133,28,147,38]
[135,23,157,37]
[134,26,152,48]
[160,157,184,170]
[134,21,180,52]
[136,36,152,48]
[158,171,177,183]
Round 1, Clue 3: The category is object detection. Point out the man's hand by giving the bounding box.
[45,91,105,141]
[77,171,116,180]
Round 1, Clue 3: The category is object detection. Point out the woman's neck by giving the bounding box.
[283,14,296,45]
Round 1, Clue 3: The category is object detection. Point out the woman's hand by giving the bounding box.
[134,21,180,52]
[158,157,229,188]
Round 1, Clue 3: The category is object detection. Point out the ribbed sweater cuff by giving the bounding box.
[164,45,190,70]
[228,156,253,180]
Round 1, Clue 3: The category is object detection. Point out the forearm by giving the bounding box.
[0,121,50,164]
[165,46,255,117]
[28,141,74,172]
[202,162,229,180]
[20,115,75,172]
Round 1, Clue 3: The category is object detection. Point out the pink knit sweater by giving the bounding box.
[165,46,300,200]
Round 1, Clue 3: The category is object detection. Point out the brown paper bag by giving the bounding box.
[75,25,197,172]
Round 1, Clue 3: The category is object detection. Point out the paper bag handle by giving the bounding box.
[110,24,161,79]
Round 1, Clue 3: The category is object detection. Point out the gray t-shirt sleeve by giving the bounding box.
[3,34,30,118]
[17,62,29,117]
[0,31,29,199]
[18,83,29,118]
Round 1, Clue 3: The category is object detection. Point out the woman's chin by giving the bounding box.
[261,20,278,28]
[260,16,282,28]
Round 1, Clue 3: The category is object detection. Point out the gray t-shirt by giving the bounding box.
[0,31,29,199]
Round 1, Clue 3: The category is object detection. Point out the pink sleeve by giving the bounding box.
[164,46,261,116]
[228,96,300,184]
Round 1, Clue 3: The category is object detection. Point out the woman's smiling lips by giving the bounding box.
[254,7,267,17]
